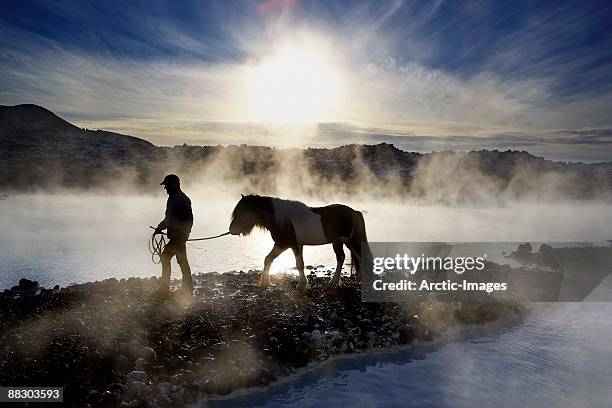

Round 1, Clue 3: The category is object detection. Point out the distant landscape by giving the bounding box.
[2,104,611,203]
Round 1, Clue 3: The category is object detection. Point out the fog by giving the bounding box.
[183,145,612,204]
[2,140,611,290]
[1,190,610,290]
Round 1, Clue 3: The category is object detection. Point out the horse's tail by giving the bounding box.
[350,210,373,280]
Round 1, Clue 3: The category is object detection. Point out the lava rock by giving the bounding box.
[135,358,145,371]
[126,371,147,384]
[17,278,39,291]
[398,325,416,344]
[310,330,322,342]
[127,381,145,399]
[142,347,157,362]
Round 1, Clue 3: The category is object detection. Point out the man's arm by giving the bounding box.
[155,218,167,234]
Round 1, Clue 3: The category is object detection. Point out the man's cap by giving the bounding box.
[160,174,180,185]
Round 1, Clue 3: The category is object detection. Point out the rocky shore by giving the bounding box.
[0,273,523,407]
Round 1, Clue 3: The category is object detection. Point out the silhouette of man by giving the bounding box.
[154,174,194,296]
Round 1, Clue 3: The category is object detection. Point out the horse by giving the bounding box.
[229,194,373,290]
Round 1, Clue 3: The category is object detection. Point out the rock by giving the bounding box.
[17,278,39,291]
[217,379,232,395]
[126,370,147,384]
[348,327,361,337]
[398,324,416,344]
[142,347,157,362]
[171,370,195,385]
[115,355,130,372]
[204,379,218,395]
[110,383,125,401]
[189,345,209,362]
[117,342,133,357]
[157,394,172,406]
[517,242,533,254]
[310,330,322,342]
[135,358,144,371]
[127,381,145,399]
[169,355,184,368]
[157,382,172,395]
[171,384,186,402]
[86,390,100,404]
[98,390,114,406]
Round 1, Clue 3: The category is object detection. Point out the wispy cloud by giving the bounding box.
[0,0,611,162]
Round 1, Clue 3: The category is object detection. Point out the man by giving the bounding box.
[154,174,194,296]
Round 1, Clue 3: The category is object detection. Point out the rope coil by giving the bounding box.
[148,231,168,264]
[147,226,230,264]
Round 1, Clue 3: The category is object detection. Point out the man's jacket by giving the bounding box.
[158,190,193,242]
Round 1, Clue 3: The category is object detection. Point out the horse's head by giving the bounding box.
[229,194,268,236]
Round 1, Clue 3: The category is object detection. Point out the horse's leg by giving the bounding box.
[293,245,307,291]
[327,241,345,288]
[261,245,285,287]
[346,241,362,281]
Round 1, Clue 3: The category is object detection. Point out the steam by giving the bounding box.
[146,144,612,205]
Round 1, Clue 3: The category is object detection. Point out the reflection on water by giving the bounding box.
[207,301,612,408]
[1,193,611,289]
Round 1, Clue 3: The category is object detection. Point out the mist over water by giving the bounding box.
[1,192,610,289]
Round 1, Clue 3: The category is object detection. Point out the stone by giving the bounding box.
[310,330,322,342]
[398,324,416,344]
[115,355,130,372]
[142,347,157,362]
[127,381,145,399]
[348,327,361,337]
[135,358,144,371]
[157,382,172,395]
[17,278,39,290]
[126,370,147,384]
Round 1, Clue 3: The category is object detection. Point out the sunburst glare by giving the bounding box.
[245,39,344,122]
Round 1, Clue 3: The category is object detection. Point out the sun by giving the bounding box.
[245,43,342,122]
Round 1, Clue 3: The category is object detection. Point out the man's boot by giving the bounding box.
[179,279,194,298]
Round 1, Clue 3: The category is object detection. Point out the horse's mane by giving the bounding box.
[231,194,274,234]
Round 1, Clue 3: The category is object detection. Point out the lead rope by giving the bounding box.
[187,231,231,241]
[148,227,230,264]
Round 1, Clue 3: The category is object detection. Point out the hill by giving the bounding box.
[1,104,610,202]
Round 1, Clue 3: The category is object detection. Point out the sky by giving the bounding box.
[0,0,611,162]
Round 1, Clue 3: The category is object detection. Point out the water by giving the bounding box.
[1,193,611,289]
[209,300,612,408]
[1,193,611,407]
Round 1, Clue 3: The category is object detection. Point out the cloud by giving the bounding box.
[258,0,301,15]
[0,26,249,121]
[0,1,611,162]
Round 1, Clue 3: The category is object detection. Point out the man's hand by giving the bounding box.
[155,219,167,235]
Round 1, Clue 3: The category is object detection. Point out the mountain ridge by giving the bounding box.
[1,104,610,202]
